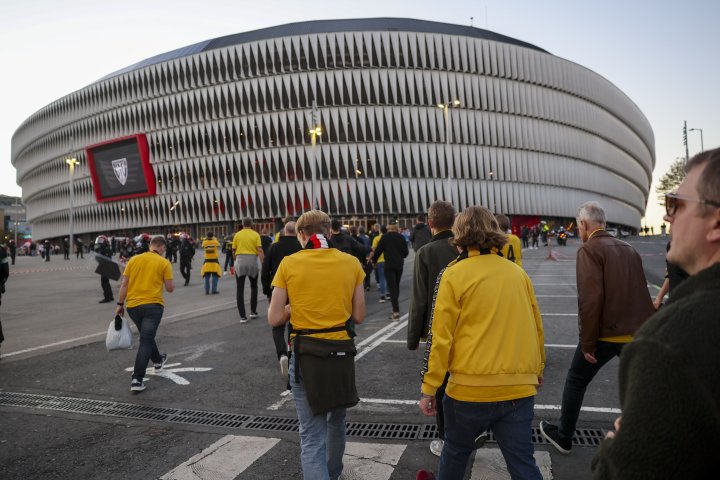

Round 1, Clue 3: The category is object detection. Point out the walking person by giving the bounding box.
[261,221,302,379]
[496,214,522,266]
[540,201,655,454]
[0,242,8,358]
[370,225,388,302]
[115,236,174,393]
[8,240,16,266]
[417,206,545,480]
[410,214,432,251]
[62,238,70,260]
[233,218,264,323]
[371,221,408,320]
[43,239,51,262]
[592,147,720,479]
[222,235,234,273]
[200,232,222,294]
[178,234,195,286]
[268,210,366,480]
[520,225,529,249]
[75,238,84,259]
[95,235,115,303]
[408,201,460,456]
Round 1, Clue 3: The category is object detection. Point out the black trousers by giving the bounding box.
[180,260,191,284]
[385,265,403,312]
[236,275,258,318]
[101,276,113,300]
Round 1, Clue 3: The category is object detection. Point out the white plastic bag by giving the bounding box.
[106,315,133,351]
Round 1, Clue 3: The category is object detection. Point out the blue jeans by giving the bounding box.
[127,304,164,381]
[289,360,346,480]
[204,273,219,294]
[439,395,541,480]
[559,341,624,439]
[376,262,387,296]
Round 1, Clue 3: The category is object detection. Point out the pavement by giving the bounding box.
[0,236,669,479]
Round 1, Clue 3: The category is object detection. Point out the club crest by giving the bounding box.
[112,158,128,185]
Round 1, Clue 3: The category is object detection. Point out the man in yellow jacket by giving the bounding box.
[418,206,545,480]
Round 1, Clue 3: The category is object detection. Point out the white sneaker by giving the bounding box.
[379,296,386,303]
[430,439,444,457]
[279,355,289,377]
[240,317,248,324]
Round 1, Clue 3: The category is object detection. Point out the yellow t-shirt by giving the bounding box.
[501,233,523,267]
[124,252,173,308]
[272,249,365,340]
[232,229,262,255]
[371,234,384,263]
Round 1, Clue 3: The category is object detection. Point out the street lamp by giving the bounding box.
[66,157,79,253]
[488,171,495,213]
[437,100,461,204]
[689,128,704,153]
[11,199,22,247]
[309,100,323,211]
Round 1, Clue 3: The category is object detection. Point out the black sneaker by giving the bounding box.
[249,312,259,319]
[475,431,490,449]
[240,317,248,324]
[154,353,168,371]
[99,298,113,303]
[130,379,146,392]
[540,421,572,454]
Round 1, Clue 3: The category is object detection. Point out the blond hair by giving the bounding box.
[296,210,331,236]
[386,223,399,232]
[452,206,507,251]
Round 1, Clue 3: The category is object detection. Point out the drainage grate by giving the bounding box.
[0,390,604,446]
[346,422,419,439]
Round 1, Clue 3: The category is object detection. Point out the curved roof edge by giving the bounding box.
[98,17,547,81]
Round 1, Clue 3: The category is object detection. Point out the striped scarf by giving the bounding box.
[304,233,330,250]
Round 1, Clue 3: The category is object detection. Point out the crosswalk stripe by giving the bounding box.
[341,442,407,480]
[470,449,552,480]
[160,435,279,480]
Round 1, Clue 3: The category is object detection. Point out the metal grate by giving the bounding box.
[0,390,604,445]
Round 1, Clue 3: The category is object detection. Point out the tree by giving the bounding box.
[656,159,686,205]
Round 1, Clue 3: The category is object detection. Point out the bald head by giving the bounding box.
[284,221,297,236]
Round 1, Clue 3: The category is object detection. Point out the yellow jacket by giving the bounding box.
[421,247,545,402]
[200,238,223,277]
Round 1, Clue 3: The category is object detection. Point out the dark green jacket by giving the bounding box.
[407,230,456,350]
[592,262,720,479]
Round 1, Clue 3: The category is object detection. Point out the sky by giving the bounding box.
[1,0,718,229]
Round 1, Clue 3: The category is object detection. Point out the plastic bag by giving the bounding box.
[106,315,133,351]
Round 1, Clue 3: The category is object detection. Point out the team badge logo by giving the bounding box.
[112,158,128,186]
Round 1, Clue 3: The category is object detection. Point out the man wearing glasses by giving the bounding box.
[592,148,720,479]
[540,201,655,454]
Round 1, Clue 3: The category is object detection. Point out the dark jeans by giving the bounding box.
[101,276,113,300]
[439,395,541,480]
[385,265,403,312]
[559,341,625,439]
[436,373,450,440]
[363,262,373,289]
[127,304,164,381]
[224,253,234,271]
[236,274,258,318]
[521,237,529,248]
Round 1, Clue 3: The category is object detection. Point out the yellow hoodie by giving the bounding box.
[421,247,545,402]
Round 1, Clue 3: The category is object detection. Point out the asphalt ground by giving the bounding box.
[0,236,668,479]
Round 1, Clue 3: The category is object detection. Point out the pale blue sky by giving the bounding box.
[1,0,718,228]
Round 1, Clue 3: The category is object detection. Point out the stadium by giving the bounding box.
[11,18,655,241]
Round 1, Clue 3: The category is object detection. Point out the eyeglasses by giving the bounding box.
[664,192,720,217]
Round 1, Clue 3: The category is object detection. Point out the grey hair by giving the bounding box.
[576,201,606,226]
[284,221,297,236]
[242,217,253,227]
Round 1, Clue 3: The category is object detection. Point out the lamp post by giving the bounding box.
[11,198,22,246]
[437,100,461,205]
[66,157,79,253]
[309,101,323,211]
[488,171,495,213]
[689,128,704,153]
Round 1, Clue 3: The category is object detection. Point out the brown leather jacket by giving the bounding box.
[576,231,655,354]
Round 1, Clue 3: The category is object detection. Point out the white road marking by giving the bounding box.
[341,442,406,480]
[535,295,576,297]
[470,449,552,480]
[530,275,576,277]
[160,435,279,480]
[1,301,237,359]
[536,404,621,414]
[541,313,577,316]
[382,340,576,349]
[531,283,576,286]
[124,362,212,385]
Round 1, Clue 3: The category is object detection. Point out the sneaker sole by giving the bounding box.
[539,422,571,455]
[130,385,146,392]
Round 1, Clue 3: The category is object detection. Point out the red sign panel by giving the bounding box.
[86,134,156,202]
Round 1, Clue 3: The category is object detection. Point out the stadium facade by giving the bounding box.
[11,18,655,241]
